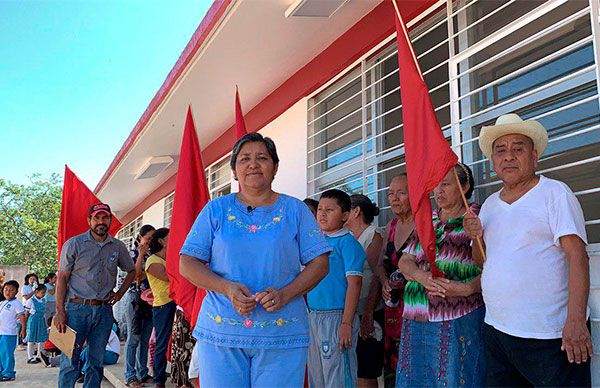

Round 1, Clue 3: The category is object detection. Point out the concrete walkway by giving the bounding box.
[13,345,112,387]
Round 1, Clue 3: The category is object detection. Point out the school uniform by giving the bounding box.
[0,298,25,379]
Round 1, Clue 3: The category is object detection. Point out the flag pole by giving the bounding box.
[393,0,486,263]
[391,0,424,82]
[452,167,487,262]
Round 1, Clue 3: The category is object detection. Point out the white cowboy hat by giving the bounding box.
[479,113,548,158]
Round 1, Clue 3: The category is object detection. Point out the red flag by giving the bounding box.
[394,6,458,277]
[57,166,122,264]
[235,86,248,139]
[165,106,210,327]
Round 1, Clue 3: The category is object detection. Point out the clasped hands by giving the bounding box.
[226,282,286,316]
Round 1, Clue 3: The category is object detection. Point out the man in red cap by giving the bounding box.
[55,203,135,388]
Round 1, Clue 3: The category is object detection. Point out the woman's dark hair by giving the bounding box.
[303,198,319,213]
[135,224,156,247]
[24,273,38,284]
[230,133,280,170]
[44,273,56,284]
[35,284,47,293]
[320,189,351,213]
[149,228,170,255]
[455,162,475,199]
[4,280,19,291]
[350,194,380,224]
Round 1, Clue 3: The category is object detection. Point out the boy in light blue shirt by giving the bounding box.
[307,189,366,388]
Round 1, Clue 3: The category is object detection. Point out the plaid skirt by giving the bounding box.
[27,312,48,343]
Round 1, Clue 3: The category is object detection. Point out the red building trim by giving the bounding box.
[118,0,437,225]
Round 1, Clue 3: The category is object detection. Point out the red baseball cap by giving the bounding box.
[88,203,112,217]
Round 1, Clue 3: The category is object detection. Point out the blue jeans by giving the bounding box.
[80,348,119,374]
[58,302,113,388]
[124,290,153,381]
[152,301,176,385]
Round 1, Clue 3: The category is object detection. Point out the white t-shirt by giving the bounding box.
[0,299,25,335]
[480,175,588,339]
[355,225,384,315]
[106,330,120,355]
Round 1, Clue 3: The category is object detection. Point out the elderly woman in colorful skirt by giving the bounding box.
[180,133,331,388]
[396,163,485,387]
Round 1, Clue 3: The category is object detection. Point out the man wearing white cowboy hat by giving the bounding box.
[463,113,592,386]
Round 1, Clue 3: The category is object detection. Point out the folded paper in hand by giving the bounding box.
[49,319,77,359]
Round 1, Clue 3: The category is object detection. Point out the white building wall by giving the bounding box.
[258,98,308,200]
[141,197,166,228]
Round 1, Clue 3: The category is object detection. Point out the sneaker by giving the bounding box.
[140,375,153,384]
[26,358,40,364]
[0,376,15,382]
[39,352,50,367]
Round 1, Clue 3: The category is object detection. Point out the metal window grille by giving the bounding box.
[163,193,175,228]
[116,216,143,250]
[307,0,600,243]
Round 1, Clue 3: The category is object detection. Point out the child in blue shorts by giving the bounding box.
[307,189,366,388]
[0,280,27,382]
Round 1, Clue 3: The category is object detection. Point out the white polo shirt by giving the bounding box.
[480,175,588,339]
[0,298,25,336]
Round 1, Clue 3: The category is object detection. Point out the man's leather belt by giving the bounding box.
[68,297,109,305]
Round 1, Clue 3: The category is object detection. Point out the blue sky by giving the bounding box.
[0,0,212,188]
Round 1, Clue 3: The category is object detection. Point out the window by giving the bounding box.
[163,193,175,228]
[308,0,600,243]
[451,0,600,243]
[308,4,450,225]
[206,155,233,199]
[116,216,143,250]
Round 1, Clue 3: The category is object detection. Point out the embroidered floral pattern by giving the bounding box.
[437,321,451,386]
[207,312,297,328]
[226,208,284,233]
[399,319,412,377]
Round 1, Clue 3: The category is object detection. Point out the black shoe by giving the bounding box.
[125,378,141,387]
[26,358,40,364]
[38,352,50,367]
[140,375,153,384]
[76,374,84,384]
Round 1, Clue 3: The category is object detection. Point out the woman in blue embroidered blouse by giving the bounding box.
[180,133,331,388]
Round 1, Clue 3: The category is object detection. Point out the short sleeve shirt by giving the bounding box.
[307,228,367,311]
[180,193,331,349]
[480,175,588,339]
[59,231,135,300]
[0,299,25,335]
[44,283,56,303]
[402,203,483,322]
[145,255,172,307]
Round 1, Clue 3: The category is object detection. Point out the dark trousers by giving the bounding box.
[484,323,591,387]
[152,301,176,385]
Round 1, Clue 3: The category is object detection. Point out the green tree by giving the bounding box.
[0,174,62,275]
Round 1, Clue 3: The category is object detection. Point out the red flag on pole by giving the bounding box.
[235,86,248,139]
[57,165,122,264]
[165,106,210,327]
[394,3,458,277]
